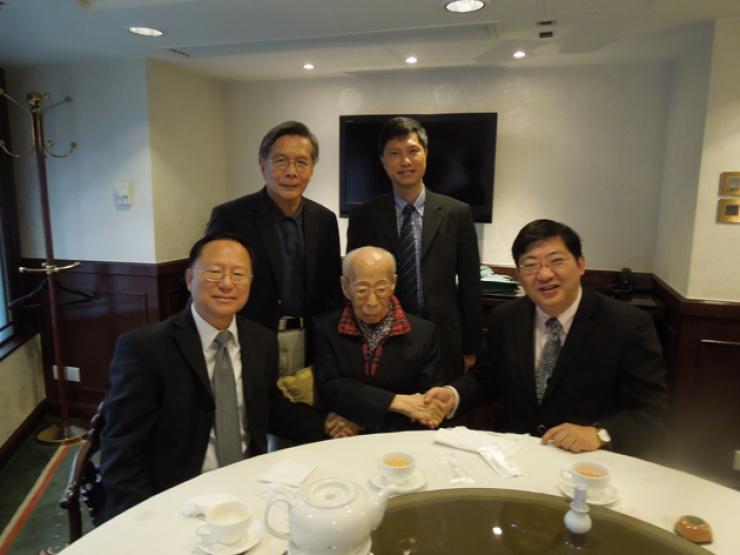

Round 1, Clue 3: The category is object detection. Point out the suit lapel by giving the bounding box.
[543,290,597,400]
[421,191,444,261]
[379,194,400,254]
[302,200,318,303]
[250,192,283,291]
[172,308,212,398]
[514,300,538,406]
[236,318,256,416]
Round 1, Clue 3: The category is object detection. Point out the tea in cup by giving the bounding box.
[196,500,251,546]
[560,461,610,495]
[379,452,415,485]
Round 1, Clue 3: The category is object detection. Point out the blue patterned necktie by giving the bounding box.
[396,204,419,314]
[213,331,243,466]
[535,317,562,403]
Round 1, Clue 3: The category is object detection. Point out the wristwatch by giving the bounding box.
[596,427,612,450]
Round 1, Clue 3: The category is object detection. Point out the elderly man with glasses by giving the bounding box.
[207,121,342,383]
[425,219,670,458]
[312,246,447,434]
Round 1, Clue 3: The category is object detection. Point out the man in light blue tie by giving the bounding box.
[425,219,670,458]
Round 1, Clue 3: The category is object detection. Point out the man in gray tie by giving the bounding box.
[99,233,333,522]
[425,219,670,458]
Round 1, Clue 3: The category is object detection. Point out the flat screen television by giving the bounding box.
[339,113,497,223]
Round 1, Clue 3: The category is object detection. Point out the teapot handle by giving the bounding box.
[264,497,291,540]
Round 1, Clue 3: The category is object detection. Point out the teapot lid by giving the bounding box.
[303,478,358,508]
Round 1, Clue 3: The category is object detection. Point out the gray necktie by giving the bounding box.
[396,204,419,314]
[213,331,243,466]
[535,317,562,403]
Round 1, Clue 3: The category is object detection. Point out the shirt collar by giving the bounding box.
[190,304,239,349]
[393,186,426,214]
[535,287,582,334]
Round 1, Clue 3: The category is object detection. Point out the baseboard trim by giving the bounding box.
[0,400,47,470]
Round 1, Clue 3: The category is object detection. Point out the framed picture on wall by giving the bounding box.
[719,172,740,196]
[717,199,740,223]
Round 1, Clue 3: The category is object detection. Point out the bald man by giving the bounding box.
[312,246,446,432]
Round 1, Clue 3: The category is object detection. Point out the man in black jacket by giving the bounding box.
[99,234,329,522]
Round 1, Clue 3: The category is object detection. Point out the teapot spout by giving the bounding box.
[370,484,398,530]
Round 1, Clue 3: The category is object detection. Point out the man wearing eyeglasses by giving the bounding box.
[424,219,670,457]
[207,121,342,378]
[312,246,447,433]
[99,233,335,522]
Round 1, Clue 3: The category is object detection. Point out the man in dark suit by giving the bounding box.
[425,219,670,457]
[207,121,342,372]
[98,234,330,522]
[313,246,445,433]
[347,116,481,382]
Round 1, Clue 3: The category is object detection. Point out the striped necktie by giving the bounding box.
[213,331,243,466]
[535,317,562,403]
[396,204,419,314]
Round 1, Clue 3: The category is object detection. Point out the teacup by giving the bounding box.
[560,460,610,495]
[196,500,251,546]
[379,452,415,485]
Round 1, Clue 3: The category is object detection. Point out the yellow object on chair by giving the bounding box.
[277,366,316,406]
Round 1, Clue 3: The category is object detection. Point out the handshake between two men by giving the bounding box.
[323,389,454,439]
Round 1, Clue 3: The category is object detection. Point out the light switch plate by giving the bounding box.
[114,180,133,207]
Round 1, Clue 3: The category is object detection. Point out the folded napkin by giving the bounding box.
[258,460,315,487]
[181,493,238,517]
[434,426,522,455]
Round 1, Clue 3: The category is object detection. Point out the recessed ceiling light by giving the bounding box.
[405,56,418,65]
[513,50,527,59]
[444,0,486,14]
[304,63,315,70]
[127,26,164,37]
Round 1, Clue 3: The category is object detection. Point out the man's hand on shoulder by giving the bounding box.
[541,423,601,453]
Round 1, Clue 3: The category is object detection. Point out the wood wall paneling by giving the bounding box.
[20,258,189,417]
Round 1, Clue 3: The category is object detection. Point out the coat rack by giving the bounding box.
[1,88,87,444]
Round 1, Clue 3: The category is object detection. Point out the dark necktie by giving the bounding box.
[396,204,419,314]
[213,331,243,466]
[535,317,562,403]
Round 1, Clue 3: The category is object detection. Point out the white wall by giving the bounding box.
[654,23,713,296]
[0,335,43,446]
[8,60,156,262]
[687,18,740,301]
[224,62,670,270]
[147,60,227,262]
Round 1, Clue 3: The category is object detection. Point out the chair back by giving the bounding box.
[59,402,105,543]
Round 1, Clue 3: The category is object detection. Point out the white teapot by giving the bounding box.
[264,477,397,554]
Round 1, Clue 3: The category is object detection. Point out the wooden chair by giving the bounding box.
[59,403,105,543]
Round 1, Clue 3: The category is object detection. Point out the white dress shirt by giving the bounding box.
[190,305,248,472]
[533,287,582,369]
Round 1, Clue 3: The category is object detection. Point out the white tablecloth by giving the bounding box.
[62,431,740,554]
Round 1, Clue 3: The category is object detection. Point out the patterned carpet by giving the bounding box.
[0,420,94,555]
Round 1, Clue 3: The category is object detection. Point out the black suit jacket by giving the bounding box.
[99,308,326,522]
[312,309,442,432]
[346,190,481,381]
[453,289,670,457]
[207,187,343,333]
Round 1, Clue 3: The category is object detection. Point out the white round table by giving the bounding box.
[61,431,740,554]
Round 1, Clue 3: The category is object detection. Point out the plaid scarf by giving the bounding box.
[337,294,412,380]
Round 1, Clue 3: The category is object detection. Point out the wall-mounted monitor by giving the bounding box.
[339,113,497,223]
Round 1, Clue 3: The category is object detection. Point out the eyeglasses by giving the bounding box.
[518,256,571,276]
[351,282,393,299]
[198,268,252,283]
[270,156,312,173]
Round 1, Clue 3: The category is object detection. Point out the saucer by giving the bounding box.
[197,521,263,555]
[369,469,427,494]
[558,480,619,506]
